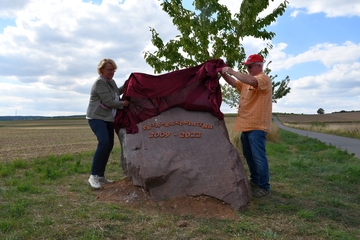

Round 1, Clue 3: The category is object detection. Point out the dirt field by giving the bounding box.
[3,113,358,162]
[0,119,97,162]
[276,111,360,123]
[276,112,360,137]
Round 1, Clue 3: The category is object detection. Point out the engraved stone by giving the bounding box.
[118,107,251,210]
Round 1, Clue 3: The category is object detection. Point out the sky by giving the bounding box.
[0,0,359,117]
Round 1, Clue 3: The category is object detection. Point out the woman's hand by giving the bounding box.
[123,100,130,107]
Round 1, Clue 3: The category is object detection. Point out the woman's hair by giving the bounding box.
[97,58,117,75]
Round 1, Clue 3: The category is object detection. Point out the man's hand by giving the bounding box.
[221,67,231,75]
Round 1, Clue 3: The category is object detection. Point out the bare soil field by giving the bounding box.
[0,118,97,162]
[276,111,360,123]
[2,113,358,162]
[276,112,360,138]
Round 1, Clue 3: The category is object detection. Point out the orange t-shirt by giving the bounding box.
[234,72,272,133]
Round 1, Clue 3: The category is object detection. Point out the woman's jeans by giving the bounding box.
[241,130,270,191]
[88,119,114,177]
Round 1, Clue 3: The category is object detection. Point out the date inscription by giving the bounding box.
[142,120,213,138]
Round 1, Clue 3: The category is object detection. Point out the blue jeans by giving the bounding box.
[241,130,270,191]
[88,119,114,177]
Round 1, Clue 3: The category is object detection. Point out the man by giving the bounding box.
[221,54,272,197]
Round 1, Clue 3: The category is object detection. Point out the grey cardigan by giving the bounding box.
[86,76,125,122]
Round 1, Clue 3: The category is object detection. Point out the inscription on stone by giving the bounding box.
[142,120,213,139]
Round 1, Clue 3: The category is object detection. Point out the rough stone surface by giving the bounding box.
[118,107,251,210]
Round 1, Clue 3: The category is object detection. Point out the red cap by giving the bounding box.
[243,54,263,65]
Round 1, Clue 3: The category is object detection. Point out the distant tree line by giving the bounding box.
[332,110,360,114]
[317,108,360,114]
[0,115,86,121]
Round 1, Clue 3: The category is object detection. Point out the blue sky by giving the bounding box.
[0,0,359,116]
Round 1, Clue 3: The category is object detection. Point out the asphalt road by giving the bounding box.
[273,116,360,159]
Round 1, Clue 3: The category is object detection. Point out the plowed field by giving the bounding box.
[0,119,97,162]
[276,111,360,123]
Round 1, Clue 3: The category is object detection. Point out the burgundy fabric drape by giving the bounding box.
[114,59,227,134]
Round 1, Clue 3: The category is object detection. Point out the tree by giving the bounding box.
[317,108,325,114]
[265,61,291,104]
[144,0,290,105]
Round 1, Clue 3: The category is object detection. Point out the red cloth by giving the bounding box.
[114,59,227,134]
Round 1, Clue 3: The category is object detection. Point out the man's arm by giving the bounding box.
[220,69,237,88]
[221,67,258,88]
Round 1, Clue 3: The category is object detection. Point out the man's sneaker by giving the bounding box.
[253,187,270,197]
[88,175,101,188]
[99,177,114,185]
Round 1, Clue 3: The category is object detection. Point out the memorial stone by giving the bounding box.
[118,107,251,210]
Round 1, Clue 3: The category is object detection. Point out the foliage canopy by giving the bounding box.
[144,0,290,107]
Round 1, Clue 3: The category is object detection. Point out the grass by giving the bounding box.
[275,113,360,140]
[309,121,360,139]
[282,121,360,140]
[1,117,360,239]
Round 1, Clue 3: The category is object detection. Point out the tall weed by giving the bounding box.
[226,119,279,155]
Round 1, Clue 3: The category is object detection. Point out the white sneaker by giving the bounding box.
[98,177,114,185]
[88,175,101,188]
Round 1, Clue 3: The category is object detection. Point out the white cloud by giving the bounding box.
[273,61,360,114]
[290,10,301,17]
[267,41,360,71]
[0,0,179,116]
[0,0,30,18]
[293,62,360,90]
[289,0,360,17]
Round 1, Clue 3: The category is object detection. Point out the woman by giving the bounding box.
[86,58,130,188]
